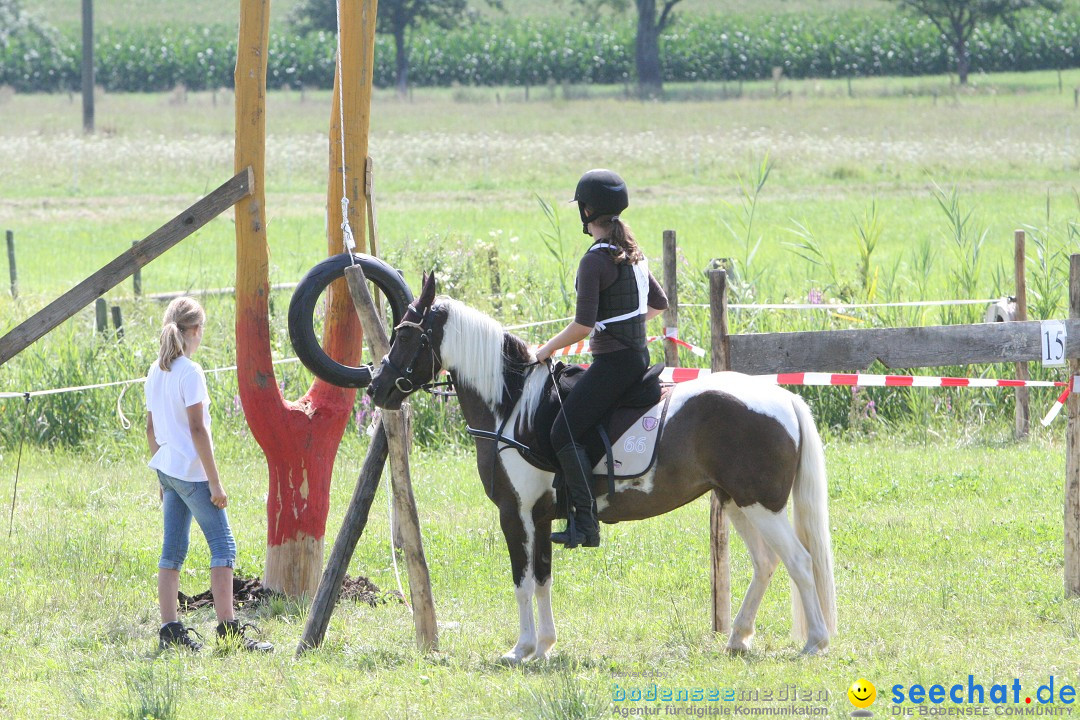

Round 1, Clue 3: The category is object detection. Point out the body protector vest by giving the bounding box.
[591,243,649,351]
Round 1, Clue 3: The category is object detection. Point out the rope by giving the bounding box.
[334,0,356,262]
[0,358,301,401]
[386,474,412,615]
[679,298,998,311]
[8,393,30,537]
[503,316,575,331]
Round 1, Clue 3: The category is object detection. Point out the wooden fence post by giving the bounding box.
[662,231,679,368]
[1066,254,1080,598]
[110,305,123,339]
[708,266,731,636]
[95,298,107,333]
[1014,230,1030,439]
[297,421,390,655]
[5,230,16,299]
[132,240,142,296]
[344,264,438,652]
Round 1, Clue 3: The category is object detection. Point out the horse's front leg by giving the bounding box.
[498,504,538,665]
[532,517,556,660]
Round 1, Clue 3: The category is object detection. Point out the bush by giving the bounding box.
[2,10,1079,93]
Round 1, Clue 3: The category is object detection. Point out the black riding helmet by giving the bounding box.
[572,169,628,235]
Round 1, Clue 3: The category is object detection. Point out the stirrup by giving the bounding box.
[550,516,600,549]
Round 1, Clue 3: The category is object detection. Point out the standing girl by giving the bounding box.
[145,297,271,652]
[535,169,668,549]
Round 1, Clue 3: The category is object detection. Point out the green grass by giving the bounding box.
[2,61,1080,718]
[0,433,1077,719]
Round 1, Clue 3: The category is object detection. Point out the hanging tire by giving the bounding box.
[288,252,414,388]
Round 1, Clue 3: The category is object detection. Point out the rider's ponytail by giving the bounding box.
[595,215,644,265]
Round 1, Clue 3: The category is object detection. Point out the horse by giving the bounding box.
[367,273,837,662]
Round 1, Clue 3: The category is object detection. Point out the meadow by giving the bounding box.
[0,67,1079,719]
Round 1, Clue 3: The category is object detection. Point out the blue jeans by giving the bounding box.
[157,470,236,570]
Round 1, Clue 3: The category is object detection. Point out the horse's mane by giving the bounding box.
[436,297,540,415]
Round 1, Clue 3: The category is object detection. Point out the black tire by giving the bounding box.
[288,253,414,388]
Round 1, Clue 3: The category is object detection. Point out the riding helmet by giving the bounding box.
[572,169,628,234]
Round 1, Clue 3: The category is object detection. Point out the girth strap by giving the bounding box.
[596,425,616,500]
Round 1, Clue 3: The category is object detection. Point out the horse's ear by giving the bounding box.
[418,271,437,309]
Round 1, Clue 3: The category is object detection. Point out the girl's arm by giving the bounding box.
[535,322,592,362]
[146,413,160,456]
[186,403,227,509]
[646,306,664,321]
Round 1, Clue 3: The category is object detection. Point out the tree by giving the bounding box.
[632,0,682,97]
[891,0,1060,85]
[236,0,377,597]
[575,0,683,97]
[290,0,475,97]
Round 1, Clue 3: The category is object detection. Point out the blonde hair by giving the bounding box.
[594,215,644,265]
[157,297,205,371]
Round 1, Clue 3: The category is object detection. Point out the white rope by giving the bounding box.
[335,0,356,258]
[0,358,301,400]
[386,471,412,615]
[679,298,998,310]
[503,316,574,331]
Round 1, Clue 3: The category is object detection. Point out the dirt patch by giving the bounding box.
[177,573,401,613]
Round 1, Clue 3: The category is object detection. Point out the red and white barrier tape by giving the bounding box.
[653,368,1076,426]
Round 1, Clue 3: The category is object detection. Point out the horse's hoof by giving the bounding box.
[726,642,751,656]
[799,638,829,656]
[497,648,533,666]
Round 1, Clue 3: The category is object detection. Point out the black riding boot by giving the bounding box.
[550,443,601,548]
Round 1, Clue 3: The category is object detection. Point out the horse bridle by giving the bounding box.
[379,315,446,395]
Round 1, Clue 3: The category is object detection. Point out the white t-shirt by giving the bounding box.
[144,355,213,482]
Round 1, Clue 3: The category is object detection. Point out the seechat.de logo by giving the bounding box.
[848,678,877,717]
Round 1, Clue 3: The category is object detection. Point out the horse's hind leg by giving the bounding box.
[741,504,830,655]
[725,502,779,654]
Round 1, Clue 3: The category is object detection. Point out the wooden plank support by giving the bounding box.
[0,168,253,367]
[662,230,679,368]
[297,421,390,655]
[708,267,731,636]
[1066,254,1080,598]
[728,318,1080,375]
[343,263,439,652]
[1014,229,1030,439]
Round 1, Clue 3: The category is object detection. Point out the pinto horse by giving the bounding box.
[367,274,837,661]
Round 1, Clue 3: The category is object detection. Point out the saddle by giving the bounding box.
[527,361,674,493]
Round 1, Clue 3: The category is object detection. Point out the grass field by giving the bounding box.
[0,432,1076,719]
[2,57,1080,719]
[1,70,1078,312]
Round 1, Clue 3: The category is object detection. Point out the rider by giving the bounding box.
[534,169,668,549]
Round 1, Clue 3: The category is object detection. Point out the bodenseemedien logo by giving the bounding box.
[849,678,877,717]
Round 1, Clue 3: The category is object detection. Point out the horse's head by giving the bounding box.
[368,272,442,410]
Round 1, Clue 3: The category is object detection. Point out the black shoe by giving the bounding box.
[549,443,601,549]
[158,621,203,652]
[216,619,274,653]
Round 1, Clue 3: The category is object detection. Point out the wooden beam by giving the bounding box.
[1066,254,1080,598]
[1014,229,1030,439]
[344,264,439,652]
[728,319,1080,375]
[297,419,390,655]
[708,267,731,637]
[662,230,679,368]
[0,168,253,367]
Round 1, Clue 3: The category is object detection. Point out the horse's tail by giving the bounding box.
[789,394,837,641]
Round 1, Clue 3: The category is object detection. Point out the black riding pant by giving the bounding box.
[549,347,649,451]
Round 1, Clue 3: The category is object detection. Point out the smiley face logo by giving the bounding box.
[848,678,877,713]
